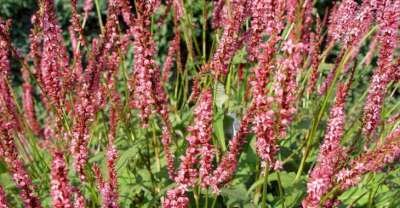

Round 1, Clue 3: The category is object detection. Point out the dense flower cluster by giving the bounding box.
[175,90,213,187]
[251,37,279,168]
[0,19,20,129]
[50,151,72,208]
[162,186,189,208]
[39,0,69,107]
[328,0,359,43]
[363,0,400,139]
[73,190,86,208]
[303,84,348,208]
[70,39,103,180]
[210,0,248,76]
[275,37,305,136]
[211,0,225,29]
[246,0,279,61]
[129,0,160,126]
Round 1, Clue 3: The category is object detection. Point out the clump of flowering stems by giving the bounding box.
[70,37,103,180]
[164,90,255,206]
[70,0,124,181]
[1,19,42,208]
[307,126,400,206]
[93,93,120,208]
[155,2,183,179]
[251,36,280,169]
[119,0,181,181]
[1,0,400,207]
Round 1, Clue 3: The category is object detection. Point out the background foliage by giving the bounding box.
[0,0,399,207]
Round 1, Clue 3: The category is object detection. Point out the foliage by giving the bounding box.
[0,0,399,208]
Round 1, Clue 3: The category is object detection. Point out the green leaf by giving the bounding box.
[221,184,252,207]
[269,171,307,207]
[117,146,138,170]
[214,111,227,152]
[215,82,228,108]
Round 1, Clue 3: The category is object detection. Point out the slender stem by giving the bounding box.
[253,158,262,204]
[151,122,161,172]
[205,189,209,208]
[348,191,368,207]
[367,189,374,208]
[202,0,207,62]
[319,185,340,206]
[295,26,377,181]
[211,195,218,208]
[193,185,200,208]
[261,165,270,207]
[143,134,157,194]
[94,0,104,33]
[277,171,286,208]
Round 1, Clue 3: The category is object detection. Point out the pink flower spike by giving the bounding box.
[162,186,189,208]
[363,0,400,139]
[336,127,400,191]
[210,0,248,76]
[50,151,72,208]
[302,84,348,208]
[175,90,214,187]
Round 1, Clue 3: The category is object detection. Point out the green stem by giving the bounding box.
[261,165,270,207]
[205,189,209,208]
[211,195,218,208]
[348,191,368,207]
[367,189,374,208]
[319,185,340,206]
[94,0,104,32]
[193,185,200,208]
[277,171,286,208]
[202,0,207,62]
[295,26,377,181]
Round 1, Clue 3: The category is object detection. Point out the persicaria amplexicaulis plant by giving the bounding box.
[0,0,399,207]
